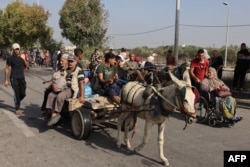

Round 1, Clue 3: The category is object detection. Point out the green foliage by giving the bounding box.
[126,44,241,66]
[0,0,52,49]
[59,0,108,49]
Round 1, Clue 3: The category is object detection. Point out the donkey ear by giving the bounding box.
[182,69,192,86]
[168,71,185,88]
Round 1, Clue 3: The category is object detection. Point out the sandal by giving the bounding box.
[47,114,61,126]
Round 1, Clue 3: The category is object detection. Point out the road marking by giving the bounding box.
[1,109,35,137]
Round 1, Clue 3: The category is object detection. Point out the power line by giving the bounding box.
[107,25,174,36]
[107,24,250,36]
[181,24,250,28]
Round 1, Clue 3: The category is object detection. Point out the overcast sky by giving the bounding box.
[1,0,250,49]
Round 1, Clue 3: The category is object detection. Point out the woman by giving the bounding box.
[201,67,242,122]
[201,67,229,93]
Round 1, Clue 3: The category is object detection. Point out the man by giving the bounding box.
[4,43,28,115]
[74,48,90,70]
[189,49,209,91]
[166,49,176,71]
[211,50,224,79]
[41,53,69,117]
[123,53,145,83]
[46,54,85,126]
[96,52,120,105]
[233,43,250,91]
[74,48,84,68]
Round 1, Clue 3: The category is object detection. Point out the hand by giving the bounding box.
[20,54,27,62]
[78,97,85,103]
[4,81,9,87]
[195,78,201,83]
[51,84,59,92]
[108,78,114,84]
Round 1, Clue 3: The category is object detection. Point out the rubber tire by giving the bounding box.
[121,112,137,132]
[208,118,217,127]
[195,96,209,123]
[71,108,92,140]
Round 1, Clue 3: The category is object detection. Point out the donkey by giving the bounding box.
[116,69,197,166]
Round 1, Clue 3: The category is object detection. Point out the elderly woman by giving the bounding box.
[201,67,242,122]
[201,67,229,93]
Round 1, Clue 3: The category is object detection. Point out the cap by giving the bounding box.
[147,55,154,62]
[61,53,69,59]
[203,49,210,59]
[68,54,77,61]
[12,43,20,50]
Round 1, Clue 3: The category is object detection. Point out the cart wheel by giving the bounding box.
[71,108,92,140]
[121,112,137,132]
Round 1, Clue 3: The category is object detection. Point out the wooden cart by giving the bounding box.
[63,96,136,140]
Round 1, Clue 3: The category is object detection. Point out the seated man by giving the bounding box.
[41,53,69,117]
[144,55,157,85]
[200,67,242,122]
[123,53,145,83]
[46,54,85,126]
[95,52,120,105]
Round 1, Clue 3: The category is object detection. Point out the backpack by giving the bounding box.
[219,96,236,119]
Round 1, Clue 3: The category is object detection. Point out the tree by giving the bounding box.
[0,0,51,49]
[59,0,108,48]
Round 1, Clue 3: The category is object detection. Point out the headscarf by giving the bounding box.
[200,67,228,92]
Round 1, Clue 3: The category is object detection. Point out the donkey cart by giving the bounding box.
[64,96,137,140]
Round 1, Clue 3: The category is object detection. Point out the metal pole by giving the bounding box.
[223,2,229,67]
[174,0,180,65]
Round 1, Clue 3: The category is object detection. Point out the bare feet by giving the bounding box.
[15,110,23,115]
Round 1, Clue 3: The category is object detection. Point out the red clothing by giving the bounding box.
[190,58,209,81]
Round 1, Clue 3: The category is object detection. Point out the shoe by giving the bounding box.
[231,116,243,123]
[15,110,24,115]
[235,116,243,123]
[47,114,61,126]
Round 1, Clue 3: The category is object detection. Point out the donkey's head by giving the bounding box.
[168,69,197,119]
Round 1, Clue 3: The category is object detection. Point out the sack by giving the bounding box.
[215,90,232,98]
[52,71,67,92]
[90,76,101,91]
[219,96,236,119]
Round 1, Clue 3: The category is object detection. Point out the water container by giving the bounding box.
[85,84,92,98]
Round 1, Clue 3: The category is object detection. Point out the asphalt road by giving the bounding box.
[0,59,249,167]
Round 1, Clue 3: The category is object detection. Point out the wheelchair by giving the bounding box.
[195,91,235,127]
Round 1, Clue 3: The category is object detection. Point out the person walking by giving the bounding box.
[211,50,224,79]
[233,43,250,91]
[4,43,29,115]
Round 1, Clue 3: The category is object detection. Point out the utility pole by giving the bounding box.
[174,0,180,65]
